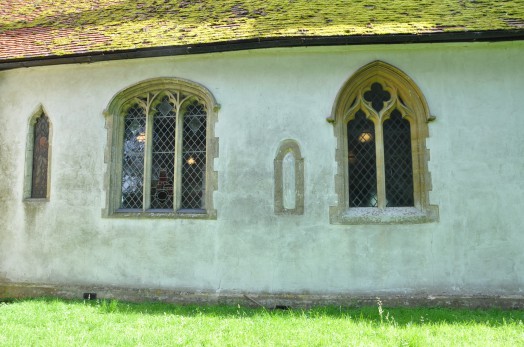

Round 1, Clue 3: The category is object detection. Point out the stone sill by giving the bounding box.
[331,206,439,225]
[106,208,217,220]
[23,198,49,203]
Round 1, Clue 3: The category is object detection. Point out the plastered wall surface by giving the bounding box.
[0,41,523,296]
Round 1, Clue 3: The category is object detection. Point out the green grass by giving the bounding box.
[1,298,523,346]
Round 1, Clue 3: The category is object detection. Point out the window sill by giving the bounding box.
[330,206,438,225]
[23,198,49,203]
[108,208,216,220]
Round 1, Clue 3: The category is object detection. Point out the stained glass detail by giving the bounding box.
[151,96,176,209]
[347,110,377,207]
[121,104,146,209]
[363,82,391,113]
[31,113,49,198]
[118,90,209,213]
[384,109,414,207]
[181,100,207,209]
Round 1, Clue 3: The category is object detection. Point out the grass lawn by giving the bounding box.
[0,298,523,346]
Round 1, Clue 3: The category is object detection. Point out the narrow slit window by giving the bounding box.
[31,113,50,198]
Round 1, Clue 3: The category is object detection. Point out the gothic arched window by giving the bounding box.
[330,61,438,224]
[24,107,51,201]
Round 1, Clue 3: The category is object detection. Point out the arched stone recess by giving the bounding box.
[24,104,52,201]
[274,139,304,215]
[103,78,220,219]
[329,61,438,224]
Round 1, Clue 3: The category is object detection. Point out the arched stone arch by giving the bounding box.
[329,61,438,224]
[274,139,304,215]
[24,104,52,200]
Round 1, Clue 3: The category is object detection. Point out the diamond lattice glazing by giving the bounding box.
[121,104,146,209]
[181,100,207,209]
[347,110,377,207]
[150,97,176,209]
[384,109,414,207]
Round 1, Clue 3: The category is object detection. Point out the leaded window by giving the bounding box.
[120,91,207,212]
[121,105,146,209]
[384,109,413,207]
[347,110,377,207]
[346,101,413,208]
[330,61,438,224]
[103,78,219,218]
[31,112,50,198]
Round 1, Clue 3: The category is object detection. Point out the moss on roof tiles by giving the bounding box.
[1,0,523,59]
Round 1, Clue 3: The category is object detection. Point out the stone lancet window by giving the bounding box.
[24,109,51,200]
[31,113,50,198]
[104,78,219,219]
[330,61,438,224]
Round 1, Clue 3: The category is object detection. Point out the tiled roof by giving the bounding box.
[1,0,523,61]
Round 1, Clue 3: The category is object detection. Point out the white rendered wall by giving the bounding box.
[0,41,523,296]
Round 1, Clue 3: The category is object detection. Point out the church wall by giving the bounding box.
[0,41,523,298]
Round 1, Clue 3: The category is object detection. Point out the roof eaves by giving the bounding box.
[1,29,524,71]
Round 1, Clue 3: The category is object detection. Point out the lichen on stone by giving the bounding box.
[0,0,523,59]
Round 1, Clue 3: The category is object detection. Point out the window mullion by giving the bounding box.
[143,104,154,211]
[375,119,387,209]
[173,102,183,211]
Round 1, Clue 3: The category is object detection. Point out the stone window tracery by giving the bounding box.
[330,61,438,224]
[104,78,218,219]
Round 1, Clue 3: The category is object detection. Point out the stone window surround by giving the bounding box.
[23,104,52,202]
[102,78,219,219]
[329,61,438,224]
[274,139,305,215]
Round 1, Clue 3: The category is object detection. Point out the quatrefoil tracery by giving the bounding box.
[344,81,412,123]
[363,82,391,112]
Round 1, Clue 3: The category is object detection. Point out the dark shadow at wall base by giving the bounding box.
[1,281,523,309]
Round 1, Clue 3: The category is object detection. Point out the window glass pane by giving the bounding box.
[31,114,49,198]
[181,100,207,209]
[121,104,146,209]
[347,110,377,207]
[150,96,176,209]
[384,109,414,207]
